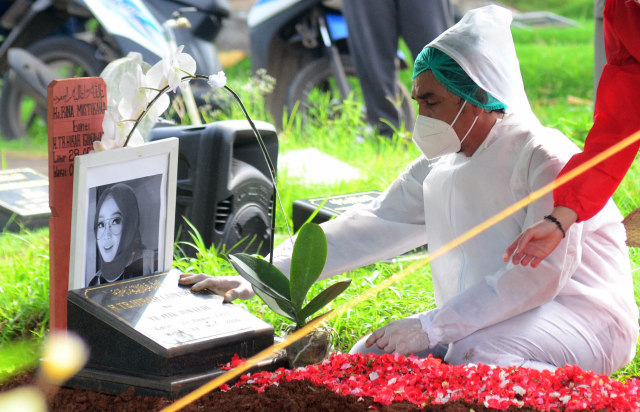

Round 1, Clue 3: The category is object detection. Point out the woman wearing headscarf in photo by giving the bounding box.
[89,183,156,286]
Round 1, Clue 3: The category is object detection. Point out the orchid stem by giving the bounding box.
[122,84,171,148]
[218,81,294,260]
[124,74,293,261]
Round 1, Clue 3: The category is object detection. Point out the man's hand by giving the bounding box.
[365,318,430,355]
[503,207,577,268]
[178,273,254,302]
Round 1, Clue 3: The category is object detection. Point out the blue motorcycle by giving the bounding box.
[247,0,415,130]
[0,0,230,140]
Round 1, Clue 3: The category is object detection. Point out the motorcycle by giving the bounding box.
[247,0,415,131]
[0,0,230,140]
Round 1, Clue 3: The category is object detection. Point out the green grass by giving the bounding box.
[0,229,49,379]
[501,0,594,20]
[3,2,640,386]
[0,229,49,343]
[515,21,595,103]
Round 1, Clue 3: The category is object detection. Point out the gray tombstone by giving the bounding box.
[292,191,427,261]
[0,168,50,231]
[67,270,284,397]
[292,191,382,232]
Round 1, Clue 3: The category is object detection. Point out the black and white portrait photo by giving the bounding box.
[85,176,161,286]
[68,139,178,290]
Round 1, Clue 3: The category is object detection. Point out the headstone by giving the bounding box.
[0,168,50,231]
[67,270,282,397]
[511,11,579,28]
[48,77,107,331]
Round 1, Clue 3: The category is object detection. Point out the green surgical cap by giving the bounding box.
[412,47,507,111]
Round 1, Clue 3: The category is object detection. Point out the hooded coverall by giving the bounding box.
[272,5,638,375]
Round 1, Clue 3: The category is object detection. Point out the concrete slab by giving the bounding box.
[278,148,361,185]
[2,151,48,176]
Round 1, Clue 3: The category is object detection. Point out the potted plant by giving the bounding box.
[229,222,351,368]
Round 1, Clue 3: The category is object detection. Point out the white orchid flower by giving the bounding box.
[143,93,170,124]
[119,65,170,120]
[94,47,262,154]
[119,65,150,118]
[100,52,149,111]
[208,71,227,89]
[98,100,144,150]
[124,126,145,147]
[147,45,196,92]
[92,140,108,152]
[99,102,123,149]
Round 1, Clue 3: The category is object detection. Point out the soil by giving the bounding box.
[1,370,541,412]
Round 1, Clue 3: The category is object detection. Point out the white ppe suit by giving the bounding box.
[272,5,639,375]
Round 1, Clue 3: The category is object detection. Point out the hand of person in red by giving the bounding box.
[504,207,577,267]
[504,220,563,267]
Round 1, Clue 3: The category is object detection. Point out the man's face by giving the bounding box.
[411,70,472,138]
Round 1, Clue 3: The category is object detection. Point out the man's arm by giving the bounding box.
[182,157,431,298]
[273,157,432,280]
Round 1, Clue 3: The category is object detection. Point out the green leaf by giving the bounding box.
[290,223,327,311]
[229,253,291,300]
[301,196,330,227]
[298,279,351,324]
[252,286,297,323]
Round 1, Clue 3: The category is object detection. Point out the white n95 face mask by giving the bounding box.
[412,100,478,160]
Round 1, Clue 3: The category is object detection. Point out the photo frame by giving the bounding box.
[69,138,178,290]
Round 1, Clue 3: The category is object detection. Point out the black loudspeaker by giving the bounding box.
[148,120,278,257]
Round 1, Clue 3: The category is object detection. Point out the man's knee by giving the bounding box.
[444,334,513,366]
[444,335,556,371]
[444,339,480,365]
[349,334,386,355]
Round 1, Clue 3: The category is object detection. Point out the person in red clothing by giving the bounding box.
[504,0,640,267]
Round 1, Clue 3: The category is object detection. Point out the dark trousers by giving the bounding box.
[342,0,454,136]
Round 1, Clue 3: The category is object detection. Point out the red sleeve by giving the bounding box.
[553,0,640,222]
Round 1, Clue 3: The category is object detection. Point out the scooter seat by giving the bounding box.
[173,0,231,18]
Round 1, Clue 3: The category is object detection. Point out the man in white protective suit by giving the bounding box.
[179,5,638,375]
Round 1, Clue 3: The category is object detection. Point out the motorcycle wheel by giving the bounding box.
[285,55,415,133]
[0,36,105,140]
